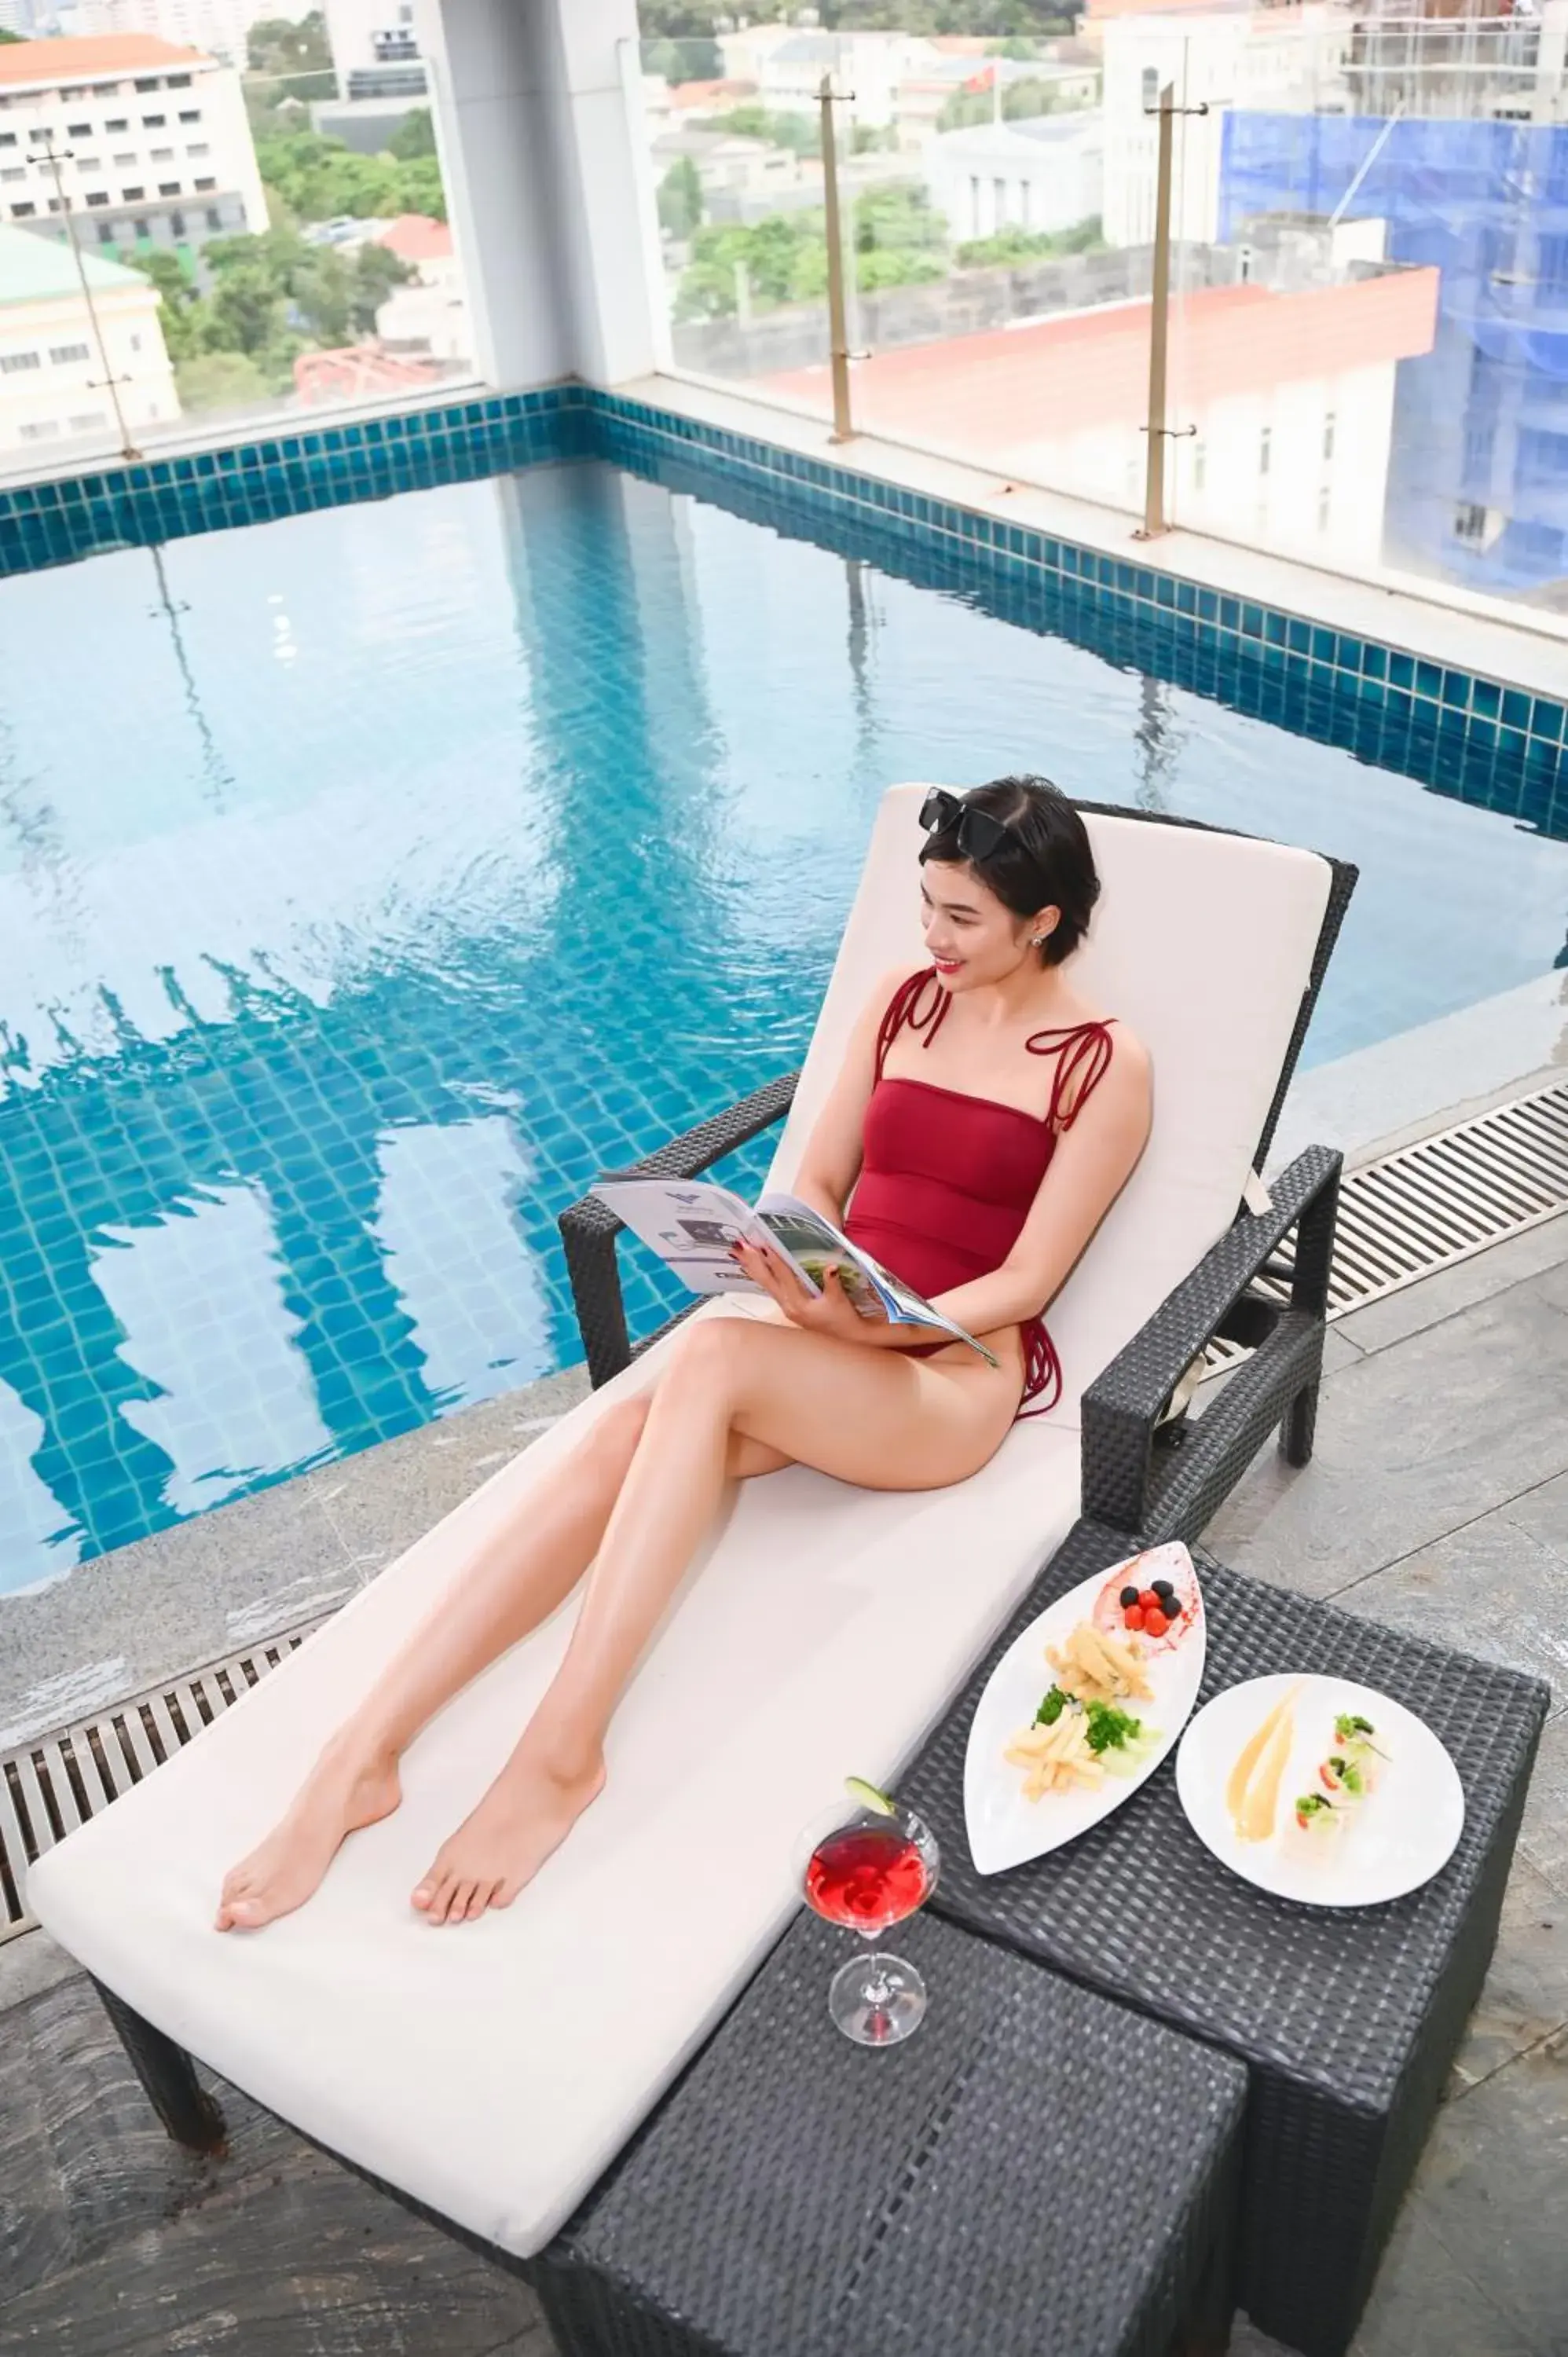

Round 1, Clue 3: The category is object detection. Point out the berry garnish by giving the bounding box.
[1119,1585,1139,1609]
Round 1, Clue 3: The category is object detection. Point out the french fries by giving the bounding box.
[1003,1712,1106,1801]
[1046,1618,1152,1703]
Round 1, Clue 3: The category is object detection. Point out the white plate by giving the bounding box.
[1175,1673,1465,1908]
[964,1543,1207,1876]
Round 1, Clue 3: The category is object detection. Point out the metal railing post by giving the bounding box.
[819,72,855,444]
[1139,82,1176,539]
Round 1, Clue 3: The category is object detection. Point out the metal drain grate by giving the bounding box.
[1202,1075,1568,1372]
[3,1080,1566,1948]
[0,1623,325,1948]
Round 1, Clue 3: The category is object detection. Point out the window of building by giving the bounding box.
[19,420,60,440]
[1141,66,1160,110]
[205,203,222,228]
[1019,181,1031,229]
[69,412,108,432]
[167,73,192,87]
[46,197,64,214]
[9,200,37,217]
[49,341,90,363]
[132,215,150,236]
[1317,484,1331,530]
[0,350,42,372]
[76,156,101,172]
[186,142,209,158]
[1192,439,1206,491]
[28,126,53,144]
[150,146,174,160]
[130,332,141,351]
[0,133,14,147]
[1258,425,1272,476]
[0,167,22,184]
[1322,411,1335,460]
[141,113,166,127]
[158,181,181,196]
[123,185,145,200]
[194,176,217,192]
[105,117,128,131]
[178,108,200,123]
[86,190,110,207]
[134,77,161,92]
[95,220,116,243]
[169,208,185,236]
[1453,501,1488,544]
[68,121,91,137]
[113,152,135,167]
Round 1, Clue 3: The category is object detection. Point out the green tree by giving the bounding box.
[852,181,946,256]
[642,34,724,81]
[0,24,26,39]
[954,217,1104,266]
[175,350,274,409]
[118,245,207,361]
[247,11,332,75]
[708,104,819,157]
[350,240,414,332]
[387,106,436,159]
[658,156,703,240]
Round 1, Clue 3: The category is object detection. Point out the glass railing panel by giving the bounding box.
[0,18,471,485]
[632,31,841,423]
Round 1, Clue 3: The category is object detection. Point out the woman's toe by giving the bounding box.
[466,1882,495,1920]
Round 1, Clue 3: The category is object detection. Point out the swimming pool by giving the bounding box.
[2,448,1566,1593]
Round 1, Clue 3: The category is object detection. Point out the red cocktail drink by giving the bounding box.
[804,1823,930,1937]
[800,1793,940,2047]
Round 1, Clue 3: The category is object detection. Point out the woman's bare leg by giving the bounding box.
[412,1321,1017,1924]
[216,1395,661,1930]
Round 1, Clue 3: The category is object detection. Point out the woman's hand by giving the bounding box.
[732,1241,881,1344]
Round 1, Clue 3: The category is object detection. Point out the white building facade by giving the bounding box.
[0,32,266,258]
[0,216,178,455]
[924,115,1105,245]
[74,0,273,72]
[1100,4,1352,247]
[325,0,427,101]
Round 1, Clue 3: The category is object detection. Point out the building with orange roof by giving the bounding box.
[0,29,266,261]
[767,261,1438,570]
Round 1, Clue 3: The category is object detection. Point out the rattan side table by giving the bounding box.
[904,1520,1550,2357]
[533,1909,1247,2357]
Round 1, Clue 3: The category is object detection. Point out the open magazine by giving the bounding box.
[590,1176,1000,1369]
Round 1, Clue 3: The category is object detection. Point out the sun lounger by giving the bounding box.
[25,786,1354,2267]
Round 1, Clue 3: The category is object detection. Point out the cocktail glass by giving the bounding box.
[800,1795,940,2047]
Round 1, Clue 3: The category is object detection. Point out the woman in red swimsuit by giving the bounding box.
[218,778,1152,1932]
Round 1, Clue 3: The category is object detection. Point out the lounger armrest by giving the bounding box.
[559,1072,801,1388]
[1080,1144,1343,1534]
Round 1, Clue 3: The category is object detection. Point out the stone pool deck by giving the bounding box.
[2,1212,1566,2354]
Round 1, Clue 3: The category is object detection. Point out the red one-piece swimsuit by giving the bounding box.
[841,969,1116,1417]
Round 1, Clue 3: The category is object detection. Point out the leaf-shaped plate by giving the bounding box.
[963,1542,1207,1877]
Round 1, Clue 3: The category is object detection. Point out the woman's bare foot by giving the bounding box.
[411,1745,606,1926]
[215,1741,402,1931]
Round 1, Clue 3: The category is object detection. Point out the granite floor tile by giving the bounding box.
[1205,1283,1568,1598]
[1332,1212,1568,1360]
[1519,1708,1568,1897]
[1500,1469,1568,1565]
[1401,2029,1568,2354]
[1346,2201,1539,2357]
[1449,1856,1568,2096]
[1335,1511,1568,1706]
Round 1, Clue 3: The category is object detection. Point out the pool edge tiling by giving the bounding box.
[2,381,1563,818]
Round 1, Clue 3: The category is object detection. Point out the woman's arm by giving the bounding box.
[921,1030,1152,1339]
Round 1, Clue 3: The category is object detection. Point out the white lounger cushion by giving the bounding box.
[27,785,1332,2261]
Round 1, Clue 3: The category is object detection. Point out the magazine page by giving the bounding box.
[757,1193,1000,1369]
[589,1177,783,1298]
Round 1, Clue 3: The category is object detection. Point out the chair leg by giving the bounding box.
[1279,1376,1319,1468]
[91,1978,227,2155]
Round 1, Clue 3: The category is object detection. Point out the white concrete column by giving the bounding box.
[423,0,661,392]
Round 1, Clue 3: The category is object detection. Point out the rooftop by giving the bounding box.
[0,31,210,86]
[377,212,454,265]
[0,221,148,306]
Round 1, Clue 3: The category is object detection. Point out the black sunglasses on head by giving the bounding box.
[918,787,1013,862]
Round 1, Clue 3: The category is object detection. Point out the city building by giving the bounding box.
[372,206,466,359]
[324,0,424,103]
[1100,3,1354,246]
[923,115,1105,244]
[0,32,266,260]
[0,213,178,454]
[72,0,271,71]
[650,123,816,226]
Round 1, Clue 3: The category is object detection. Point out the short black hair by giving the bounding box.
[918,775,1099,965]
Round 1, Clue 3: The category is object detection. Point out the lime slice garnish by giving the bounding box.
[844,1775,896,1816]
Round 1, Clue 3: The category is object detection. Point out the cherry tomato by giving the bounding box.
[1138,1589,1160,1613]
[1123,1604,1145,1632]
[1143,1608,1169,1640]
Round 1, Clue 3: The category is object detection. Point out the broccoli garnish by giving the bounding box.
[1034,1684,1068,1727]
[1084,1700,1143,1754]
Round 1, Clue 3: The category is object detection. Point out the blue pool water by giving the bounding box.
[2,452,1566,1594]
